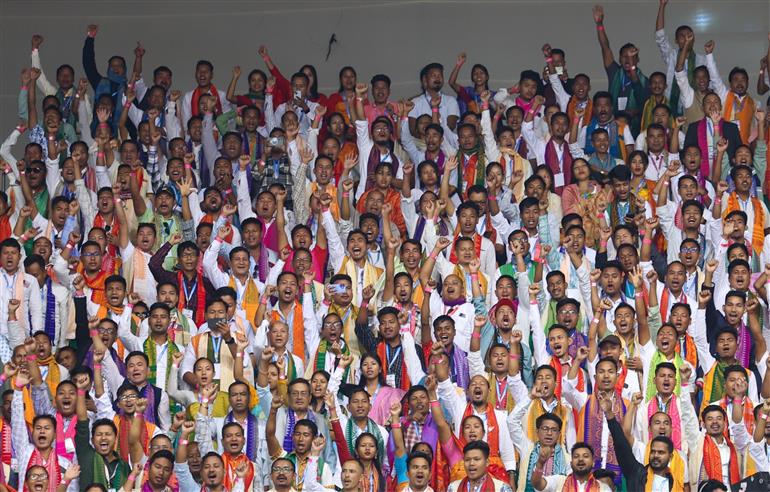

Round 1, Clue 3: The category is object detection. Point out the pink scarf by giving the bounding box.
[648,395,681,450]
[260,217,278,255]
[55,412,77,461]
[696,118,723,180]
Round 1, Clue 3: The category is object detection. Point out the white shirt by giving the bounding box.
[408,92,460,127]
[538,475,613,492]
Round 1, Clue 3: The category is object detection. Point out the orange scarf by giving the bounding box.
[719,396,755,436]
[675,335,698,371]
[77,264,109,306]
[271,303,305,362]
[222,453,254,491]
[311,182,339,220]
[701,434,740,485]
[37,356,60,399]
[562,474,602,492]
[724,192,764,254]
[723,91,756,144]
[449,233,482,264]
[462,403,500,457]
[191,85,222,117]
[11,378,34,427]
[567,98,593,128]
[114,415,152,462]
[550,355,584,399]
[93,213,119,259]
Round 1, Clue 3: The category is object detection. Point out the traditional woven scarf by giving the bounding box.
[640,96,670,132]
[91,451,128,491]
[524,443,569,492]
[585,119,627,160]
[488,374,515,412]
[659,289,687,324]
[648,394,682,450]
[725,192,764,255]
[544,138,572,193]
[462,403,501,460]
[526,398,570,446]
[701,434,740,485]
[645,351,683,401]
[222,453,254,491]
[329,303,359,357]
[144,337,179,389]
[550,355,584,399]
[719,395,755,436]
[271,303,305,362]
[115,414,150,462]
[78,264,109,306]
[229,276,259,330]
[345,418,386,467]
[282,408,316,453]
[697,118,723,180]
[607,194,640,229]
[25,448,61,492]
[578,392,625,478]
[457,146,486,197]
[702,360,731,413]
[0,419,11,471]
[736,322,752,368]
[723,91,756,144]
[365,145,400,194]
[562,474,602,492]
[676,335,697,370]
[312,338,350,382]
[337,256,383,307]
[448,233,482,264]
[609,68,647,115]
[177,271,206,327]
[191,85,223,117]
[377,342,410,391]
[457,474,496,492]
[37,355,60,398]
[567,98,593,128]
[449,345,470,390]
[43,277,56,348]
[55,413,76,461]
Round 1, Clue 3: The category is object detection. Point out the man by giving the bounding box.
[145,281,197,347]
[604,395,684,492]
[705,40,756,144]
[175,422,250,492]
[266,411,334,489]
[718,164,770,257]
[573,92,634,164]
[683,92,741,179]
[81,24,129,126]
[593,5,648,133]
[447,441,513,492]
[30,34,79,127]
[687,405,742,486]
[409,62,460,135]
[522,99,573,193]
[181,60,230,128]
[23,254,70,349]
[531,442,613,492]
[0,238,42,347]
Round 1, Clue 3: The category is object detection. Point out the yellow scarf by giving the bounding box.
[228,275,260,332]
[338,257,383,307]
[328,303,361,358]
[644,444,685,492]
[723,91,756,145]
[451,264,488,300]
[724,192,765,255]
[191,332,236,389]
[37,355,60,398]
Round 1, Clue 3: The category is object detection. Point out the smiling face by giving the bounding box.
[433,319,456,347]
[91,423,117,457]
[703,409,726,437]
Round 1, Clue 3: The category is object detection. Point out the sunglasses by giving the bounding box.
[25,168,43,174]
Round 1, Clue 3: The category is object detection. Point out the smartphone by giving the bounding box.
[208,318,226,330]
[294,90,302,100]
[555,66,564,76]
[268,136,285,148]
[330,284,347,294]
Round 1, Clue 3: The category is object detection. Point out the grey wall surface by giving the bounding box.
[1,0,769,139]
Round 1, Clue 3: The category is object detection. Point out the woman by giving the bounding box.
[260,46,326,108]
[535,165,563,222]
[168,353,250,418]
[448,54,491,114]
[561,158,600,215]
[627,151,655,203]
[326,66,358,125]
[309,370,331,415]
[226,67,267,111]
[324,112,358,183]
[329,413,385,492]
[358,353,405,426]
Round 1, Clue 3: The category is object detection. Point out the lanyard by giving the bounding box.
[495,377,508,409]
[157,343,168,363]
[211,336,222,363]
[182,277,197,302]
[2,272,17,292]
[386,345,402,371]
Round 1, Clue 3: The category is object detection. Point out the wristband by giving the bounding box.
[128,473,138,482]
[19,234,27,242]
[360,302,369,312]
[236,352,243,358]
[25,354,37,362]
[431,107,439,113]
[126,303,134,310]
[201,398,209,405]
[314,114,322,123]
[124,101,131,109]
[510,353,521,360]
[481,103,489,111]
[184,163,192,170]
[680,381,689,388]
[15,125,25,133]
[596,212,604,219]
[214,236,224,243]
[14,380,25,390]
[278,375,287,381]
[322,206,330,213]
[98,122,109,129]
[591,317,600,325]
[714,198,722,205]
[48,135,55,142]
[77,388,86,396]
[471,332,481,340]
[97,151,105,159]
[423,285,433,294]
[488,195,497,201]
[429,250,439,260]
[470,273,479,282]
[761,412,769,421]
[265,87,273,95]
[639,229,646,237]
[545,57,553,63]
[20,86,28,91]
[260,296,269,305]
[0,374,6,385]
[733,397,742,406]
[599,240,608,248]
[75,290,85,297]
[642,238,652,245]
[75,93,80,99]
[179,439,189,446]
[590,282,597,287]
[430,401,440,408]
[322,299,331,307]
[634,292,643,298]
[342,192,350,198]
[304,278,312,286]
[172,363,179,369]
[93,363,102,370]
[596,25,604,31]
[390,422,401,428]
[527,108,536,115]
[530,300,538,306]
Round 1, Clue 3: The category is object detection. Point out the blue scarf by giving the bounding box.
[524,442,569,492]
[226,411,258,462]
[44,277,56,343]
[282,408,316,453]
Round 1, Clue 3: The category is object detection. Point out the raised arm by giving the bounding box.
[593,5,615,69]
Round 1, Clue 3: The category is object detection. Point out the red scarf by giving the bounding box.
[0,419,10,468]
[191,85,222,117]
[116,415,149,462]
[460,405,508,483]
[449,233,482,264]
[177,270,206,328]
[457,473,496,492]
[544,138,572,195]
[93,213,119,258]
[25,448,61,492]
[659,289,686,324]
[615,361,628,395]
[376,342,410,391]
[550,355,584,399]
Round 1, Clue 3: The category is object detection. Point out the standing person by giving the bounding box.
[531,442,614,492]
[409,63,461,135]
[447,442,514,492]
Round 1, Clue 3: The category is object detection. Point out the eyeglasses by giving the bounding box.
[272,466,293,473]
[28,473,48,480]
[98,327,116,335]
[680,247,699,253]
[25,168,43,174]
[119,394,138,401]
[557,309,577,316]
[134,312,149,319]
[323,321,343,329]
[372,127,390,134]
[81,252,101,258]
[539,426,560,434]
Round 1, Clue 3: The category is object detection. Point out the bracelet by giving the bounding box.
[14,380,24,390]
[19,234,27,242]
[639,229,646,237]
[390,422,401,428]
[184,163,192,170]
[124,102,131,109]
[260,296,269,305]
[322,299,331,307]
[599,240,608,248]
[529,300,538,306]
[0,374,7,385]
[278,375,287,381]
[128,473,138,482]
[527,108,536,115]
[172,363,179,369]
[761,412,769,421]
[304,278,312,286]
[488,195,497,201]
[481,103,489,111]
[360,302,369,311]
[98,122,109,129]
[25,354,37,362]
[314,114,322,123]
[423,285,433,294]
[48,135,55,141]
[680,381,689,388]
[20,85,28,91]
[714,198,722,205]
[733,397,742,405]
[94,363,102,370]
[201,398,209,404]
[126,303,134,310]
[642,238,652,245]
[510,353,521,360]
[634,292,643,298]
[597,25,605,31]
[97,151,105,159]
[77,388,86,396]
[236,352,243,358]
[179,439,189,446]
[429,250,439,260]
[430,401,440,408]
[342,192,350,198]
[321,206,330,213]
[596,212,604,219]
[265,88,273,95]
[470,273,479,282]
[471,332,481,340]
[431,107,439,113]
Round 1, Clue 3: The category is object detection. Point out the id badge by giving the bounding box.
[214,363,222,380]
[617,97,628,111]
[554,173,565,188]
[182,309,193,320]
[386,374,396,387]
[65,437,75,454]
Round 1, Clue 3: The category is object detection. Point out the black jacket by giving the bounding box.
[683,118,742,163]
[607,416,678,491]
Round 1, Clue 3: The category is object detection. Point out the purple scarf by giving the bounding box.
[138,383,158,425]
[226,411,258,462]
[386,413,439,469]
[365,146,399,193]
[450,344,470,391]
[84,347,126,376]
[44,277,56,343]
[282,408,316,453]
[736,322,752,368]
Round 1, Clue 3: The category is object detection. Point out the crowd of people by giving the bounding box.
[0,1,770,491]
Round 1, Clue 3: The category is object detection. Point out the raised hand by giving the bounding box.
[704,40,715,55]
[435,236,452,251]
[63,464,80,483]
[355,83,368,97]
[592,4,604,24]
[680,363,692,383]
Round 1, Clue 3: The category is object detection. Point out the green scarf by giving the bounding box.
[345,417,386,467]
[645,350,683,401]
[314,338,350,383]
[144,337,180,387]
[91,452,129,490]
[608,68,648,113]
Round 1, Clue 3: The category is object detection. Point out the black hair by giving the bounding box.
[462,440,490,458]
[535,412,563,430]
